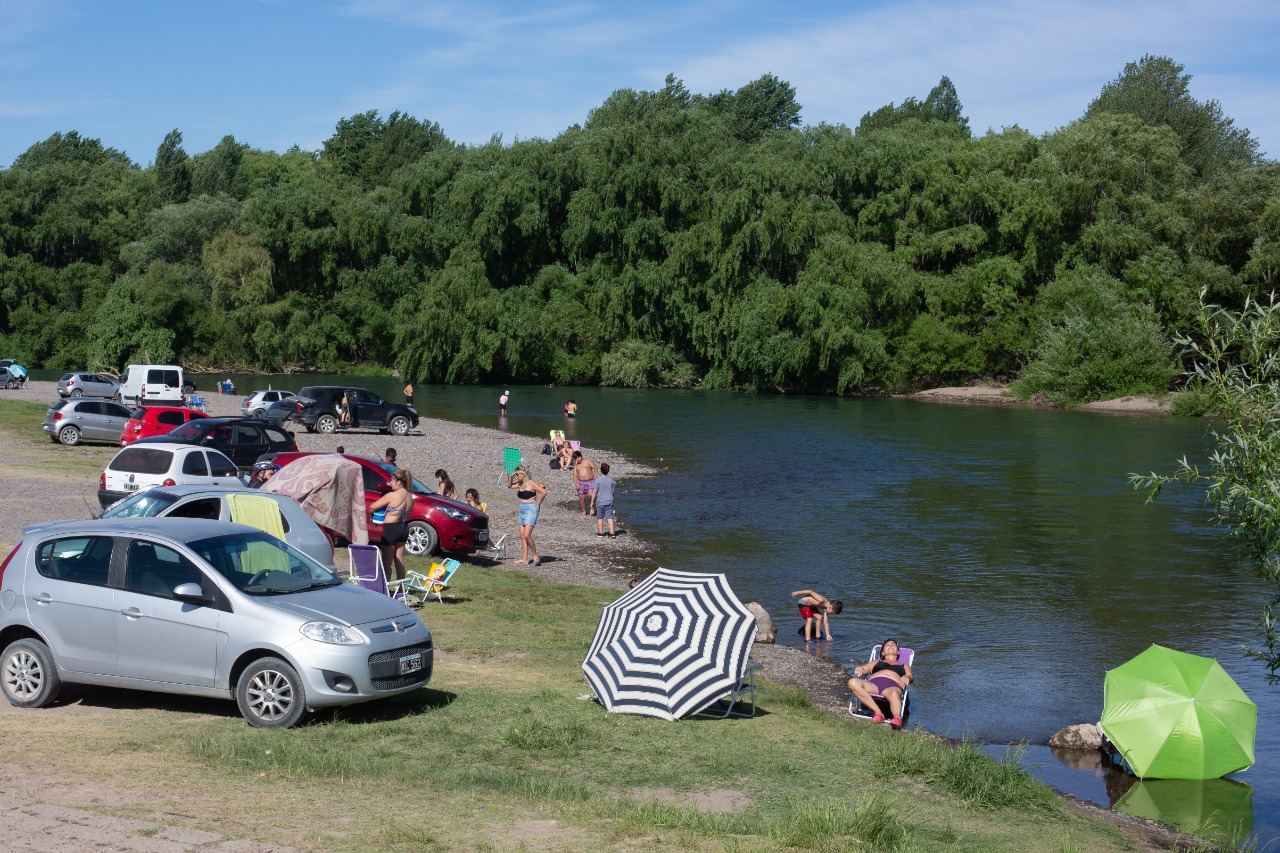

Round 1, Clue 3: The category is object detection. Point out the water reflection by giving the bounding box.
[1116,778,1254,845]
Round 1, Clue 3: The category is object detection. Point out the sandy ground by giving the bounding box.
[0,381,1187,850]
[905,384,1172,414]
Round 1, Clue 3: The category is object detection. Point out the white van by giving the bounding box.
[119,364,186,406]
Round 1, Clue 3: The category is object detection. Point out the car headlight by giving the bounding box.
[438,505,470,521]
[300,621,367,645]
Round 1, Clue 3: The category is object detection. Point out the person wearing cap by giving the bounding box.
[248,460,278,489]
[499,389,509,415]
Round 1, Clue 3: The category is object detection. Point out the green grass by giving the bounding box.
[0,397,118,479]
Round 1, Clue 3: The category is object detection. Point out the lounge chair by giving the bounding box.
[483,533,508,561]
[848,645,915,720]
[347,544,390,596]
[187,394,207,412]
[502,446,522,482]
[394,558,461,605]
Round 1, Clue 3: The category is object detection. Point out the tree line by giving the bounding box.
[1,56,1276,403]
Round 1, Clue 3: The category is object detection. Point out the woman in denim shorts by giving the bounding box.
[508,468,547,565]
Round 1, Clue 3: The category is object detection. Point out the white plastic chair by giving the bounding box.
[484,533,508,561]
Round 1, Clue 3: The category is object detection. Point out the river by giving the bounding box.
[166,374,1280,845]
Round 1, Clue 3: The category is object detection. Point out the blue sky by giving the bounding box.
[2,0,1277,168]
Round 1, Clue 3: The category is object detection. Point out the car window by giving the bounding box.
[187,531,336,593]
[169,498,222,520]
[129,408,146,419]
[78,402,103,416]
[232,423,261,445]
[207,451,238,477]
[104,402,132,418]
[59,373,73,381]
[157,411,185,426]
[361,466,384,491]
[35,537,113,586]
[181,452,209,476]
[147,369,181,387]
[188,411,209,422]
[110,448,175,474]
[101,491,179,518]
[123,540,205,600]
[264,427,290,443]
[169,420,206,438]
[48,400,69,413]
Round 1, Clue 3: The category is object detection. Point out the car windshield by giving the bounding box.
[188,531,339,594]
[372,460,432,494]
[168,421,208,439]
[101,491,180,518]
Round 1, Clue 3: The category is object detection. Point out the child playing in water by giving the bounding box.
[790,589,843,642]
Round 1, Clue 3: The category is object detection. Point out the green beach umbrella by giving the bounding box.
[1101,644,1256,780]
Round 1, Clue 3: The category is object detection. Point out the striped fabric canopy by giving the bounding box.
[582,567,758,721]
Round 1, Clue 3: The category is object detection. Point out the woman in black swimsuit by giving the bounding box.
[847,638,913,728]
[371,469,415,581]
[508,468,546,565]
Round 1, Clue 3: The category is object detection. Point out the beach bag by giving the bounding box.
[549,457,562,470]
[541,442,551,455]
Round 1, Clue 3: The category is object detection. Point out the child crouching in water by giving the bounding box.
[791,589,843,642]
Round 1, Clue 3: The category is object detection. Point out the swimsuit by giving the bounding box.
[576,477,596,495]
[379,498,412,544]
[516,489,536,500]
[866,660,907,695]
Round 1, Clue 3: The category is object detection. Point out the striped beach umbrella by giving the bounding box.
[582,567,758,721]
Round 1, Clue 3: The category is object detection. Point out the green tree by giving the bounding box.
[155,129,191,204]
[1086,55,1258,176]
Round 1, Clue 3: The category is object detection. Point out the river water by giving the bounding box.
[178,375,1280,845]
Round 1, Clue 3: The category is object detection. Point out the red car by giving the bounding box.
[119,405,210,446]
[273,452,490,557]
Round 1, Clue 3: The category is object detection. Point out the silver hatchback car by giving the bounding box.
[0,518,433,727]
[43,399,134,446]
[57,372,122,399]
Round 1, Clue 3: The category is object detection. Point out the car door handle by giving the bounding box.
[32,593,53,604]
[121,607,144,619]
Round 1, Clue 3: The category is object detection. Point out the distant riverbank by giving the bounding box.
[904,383,1172,415]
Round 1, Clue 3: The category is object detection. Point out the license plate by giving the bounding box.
[477,530,488,543]
[124,483,139,491]
[398,653,422,675]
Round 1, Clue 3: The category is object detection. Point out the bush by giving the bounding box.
[600,339,697,388]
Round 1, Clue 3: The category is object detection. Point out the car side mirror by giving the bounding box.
[173,583,209,604]
[376,482,392,494]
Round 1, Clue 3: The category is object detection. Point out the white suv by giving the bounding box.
[98,442,244,508]
[240,389,296,417]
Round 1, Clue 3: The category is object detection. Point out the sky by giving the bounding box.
[2,0,1277,168]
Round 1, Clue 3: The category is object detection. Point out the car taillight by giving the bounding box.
[99,471,106,489]
[52,412,62,421]
[162,478,176,487]
[0,539,21,587]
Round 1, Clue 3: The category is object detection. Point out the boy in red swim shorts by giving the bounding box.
[790,589,843,642]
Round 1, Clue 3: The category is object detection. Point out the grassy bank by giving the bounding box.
[0,397,117,480]
[3,554,1145,852]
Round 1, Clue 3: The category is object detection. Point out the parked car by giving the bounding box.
[241,389,296,418]
[0,518,432,727]
[130,418,299,468]
[0,358,14,368]
[57,372,121,399]
[289,386,417,436]
[259,398,297,427]
[98,442,243,508]
[118,363,189,406]
[274,452,488,556]
[42,399,134,447]
[1,367,25,389]
[100,485,335,569]
[120,405,211,446]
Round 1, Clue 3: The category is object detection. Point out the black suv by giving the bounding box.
[129,417,300,468]
[290,386,418,436]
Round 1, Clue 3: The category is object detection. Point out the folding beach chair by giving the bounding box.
[483,533,509,561]
[187,394,207,412]
[347,544,390,596]
[695,662,765,719]
[501,446,522,483]
[848,645,915,720]
[395,558,461,605]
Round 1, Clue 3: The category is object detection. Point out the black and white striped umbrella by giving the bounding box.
[582,567,758,721]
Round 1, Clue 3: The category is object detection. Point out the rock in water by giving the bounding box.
[1049,722,1102,750]
[745,602,775,643]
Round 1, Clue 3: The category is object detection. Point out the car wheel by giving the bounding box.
[113,392,122,403]
[236,656,307,728]
[70,389,83,398]
[58,425,81,447]
[389,416,410,436]
[252,407,266,417]
[305,425,316,434]
[182,382,196,394]
[316,414,337,434]
[3,380,13,390]
[1,639,62,708]
[404,520,439,556]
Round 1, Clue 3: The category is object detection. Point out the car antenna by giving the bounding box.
[84,496,101,520]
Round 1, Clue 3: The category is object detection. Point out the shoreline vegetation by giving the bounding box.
[0,384,1197,850]
[905,384,1172,415]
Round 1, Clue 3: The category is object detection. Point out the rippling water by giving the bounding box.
[197,375,1278,846]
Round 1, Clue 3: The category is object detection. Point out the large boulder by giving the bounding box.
[745,602,775,643]
[1049,722,1103,750]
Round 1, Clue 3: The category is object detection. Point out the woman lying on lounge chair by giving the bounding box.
[847,638,913,728]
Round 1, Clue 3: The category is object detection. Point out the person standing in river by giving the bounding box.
[499,389,509,415]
